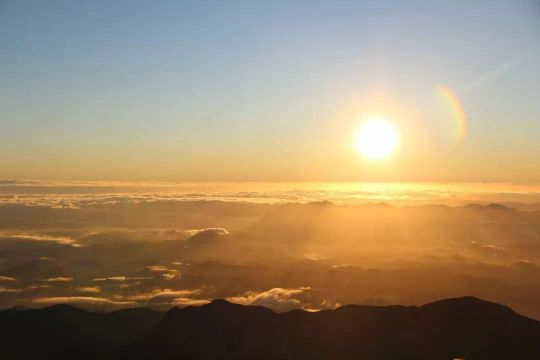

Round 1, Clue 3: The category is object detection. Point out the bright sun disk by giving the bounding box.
[356,119,398,160]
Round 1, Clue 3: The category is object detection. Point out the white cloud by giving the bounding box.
[41,277,74,282]
[32,296,134,305]
[146,265,180,280]
[185,228,229,236]
[28,284,52,290]
[121,288,201,302]
[162,272,180,280]
[227,287,310,309]
[0,286,21,293]
[172,297,210,307]
[76,286,101,294]
[2,233,79,247]
[93,276,126,282]
[2,181,540,208]
[92,276,153,282]
[146,265,169,272]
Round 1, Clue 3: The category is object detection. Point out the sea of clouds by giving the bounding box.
[1,180,540,318]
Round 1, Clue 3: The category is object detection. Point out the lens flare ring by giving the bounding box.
[437,85,467,142]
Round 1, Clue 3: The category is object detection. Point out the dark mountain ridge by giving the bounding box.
[2,296,540,359]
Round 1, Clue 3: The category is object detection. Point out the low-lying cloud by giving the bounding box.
[0,233,79,247]
[32,296,135,306]
[0,195,540,319]
[228,287,310,311]
[185,228,229,236]
[41,277,74,282]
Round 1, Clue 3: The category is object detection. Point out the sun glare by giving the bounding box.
[356,119,398,160]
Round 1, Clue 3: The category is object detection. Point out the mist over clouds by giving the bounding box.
[1,182,540,319]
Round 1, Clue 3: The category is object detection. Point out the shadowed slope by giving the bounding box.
[0,304,163,358]
[1,297,540,359]
[132,297,540,360]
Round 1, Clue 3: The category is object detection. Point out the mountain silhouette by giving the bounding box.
[2,297,540,359]
[0,304,163,358]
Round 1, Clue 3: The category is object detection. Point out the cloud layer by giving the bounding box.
[0,193,540,319]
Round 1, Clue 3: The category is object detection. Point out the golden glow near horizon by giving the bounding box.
[355,119,398,160]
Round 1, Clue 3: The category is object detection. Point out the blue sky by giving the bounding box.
[1,0,539,181]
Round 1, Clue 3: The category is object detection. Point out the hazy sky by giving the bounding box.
[1,0,539,181]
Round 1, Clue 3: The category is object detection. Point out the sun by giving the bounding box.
[355,118,398,160]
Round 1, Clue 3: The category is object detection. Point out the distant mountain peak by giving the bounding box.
[465,203,512,211]
[421,295,510,309]
[486,203,511,210]
[209,298,231,306]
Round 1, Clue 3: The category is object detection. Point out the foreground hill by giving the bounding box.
[0,305,163,358]
[2,297,540,359]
